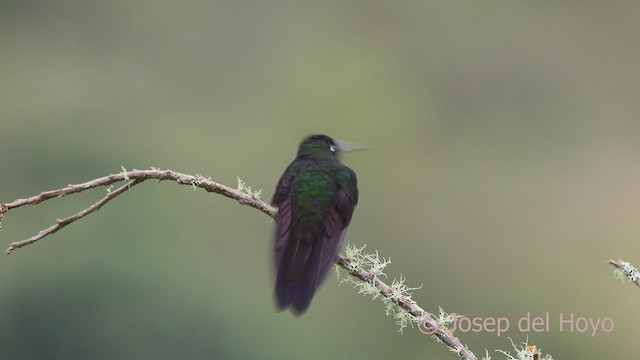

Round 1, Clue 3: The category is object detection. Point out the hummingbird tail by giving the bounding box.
[275,231,323,315]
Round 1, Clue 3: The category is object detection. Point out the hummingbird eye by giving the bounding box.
[329,145,336,152]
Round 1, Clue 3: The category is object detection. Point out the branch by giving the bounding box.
[2,168,274,217]
[1,168,478,359]
[5,179,141,254]
[336,253,476,360]
[609,259,640,287]
[1,169,274,254]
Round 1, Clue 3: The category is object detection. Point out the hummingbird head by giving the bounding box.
[297,135,338,159]
[297,134,368,160]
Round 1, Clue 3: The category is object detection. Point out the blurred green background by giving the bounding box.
[2,1,639,359]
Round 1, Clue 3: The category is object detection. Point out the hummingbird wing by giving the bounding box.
[272,164,296,270]
[317,167,358,287]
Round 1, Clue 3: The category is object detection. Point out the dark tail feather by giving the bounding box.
[275,231,323,315]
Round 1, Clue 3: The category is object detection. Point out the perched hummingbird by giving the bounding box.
[272,134,360,315]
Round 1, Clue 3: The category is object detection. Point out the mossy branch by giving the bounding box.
[609,259,640,287]
[2,166,558,360]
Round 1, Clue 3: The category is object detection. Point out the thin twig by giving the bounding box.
[1,168,477,360]
[1,169,274,254]
[608,259,640,288]
[5,179,142,254]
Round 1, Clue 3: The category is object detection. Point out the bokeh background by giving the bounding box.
[2,1,639,359]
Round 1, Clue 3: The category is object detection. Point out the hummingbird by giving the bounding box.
[272,134,361,315]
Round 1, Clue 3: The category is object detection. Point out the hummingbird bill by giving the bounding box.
[272,134,360,315]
